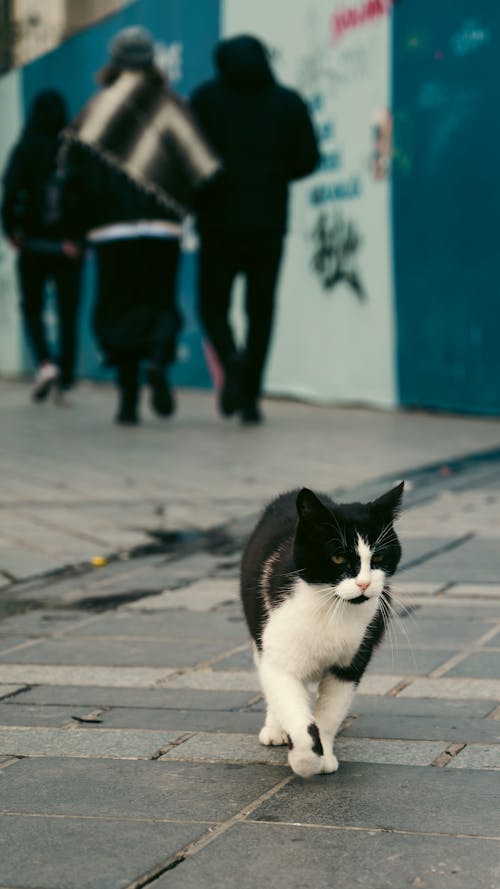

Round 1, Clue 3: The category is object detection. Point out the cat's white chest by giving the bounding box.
[261,578,377,681]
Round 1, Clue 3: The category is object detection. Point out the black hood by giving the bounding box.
[26,90,67,135]
[215,35,274,91]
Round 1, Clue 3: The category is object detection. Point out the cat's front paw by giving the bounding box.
[320,752,339,773]
[288,747,322,778]
[259,725,289,746]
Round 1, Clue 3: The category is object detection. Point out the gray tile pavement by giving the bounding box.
[0,815,208,889]
[0,704,90,726]
[1,381,500,886]
[154,822,500,889]
[249,762,500,835]
[12,685,256,710]
[0,636,233,667]
[0,727,182,758]
[0,756,287,821]
[444,651,500,678]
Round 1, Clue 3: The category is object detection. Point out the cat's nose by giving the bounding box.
[356,580,370,592]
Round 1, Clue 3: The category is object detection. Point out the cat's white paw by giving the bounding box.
[320,752,339,773]
[259,725,289,746]
[288,748,322,778]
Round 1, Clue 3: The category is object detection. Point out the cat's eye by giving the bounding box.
[372,554,384,564]
[331,554,346,565]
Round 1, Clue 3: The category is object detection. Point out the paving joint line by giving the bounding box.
[431,742,467,767]
[150,732,194,761]
[249,819,500,841]
[125,773,294,889]
[429,622,500,679]
[486,704,500,720]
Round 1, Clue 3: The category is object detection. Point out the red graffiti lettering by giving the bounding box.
[331,0,394,43]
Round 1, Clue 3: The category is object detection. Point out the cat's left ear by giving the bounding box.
[371,481,404,520]
[296,488,331,523]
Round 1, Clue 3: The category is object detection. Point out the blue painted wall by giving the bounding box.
[392,2,500,414]
[20,0,220,387]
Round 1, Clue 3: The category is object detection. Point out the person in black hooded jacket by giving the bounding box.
[191,34,320,424]
[1,90,85,403]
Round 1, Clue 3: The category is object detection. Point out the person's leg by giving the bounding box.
[198,234,242,416]
[146,239,181,417]
[94,242,142,423]
[18,251,59,400]
[116,358,140,425]
[53,256,83,393]
[241,235,283,423]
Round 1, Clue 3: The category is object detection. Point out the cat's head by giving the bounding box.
[294,482,404,604]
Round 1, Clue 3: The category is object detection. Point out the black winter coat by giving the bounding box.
[1,91,86,243]
[191,35,320,235]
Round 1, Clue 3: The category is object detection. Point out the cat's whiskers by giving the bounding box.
[380,592,416,668]
[374,522,397,548]
[377,595,398,665]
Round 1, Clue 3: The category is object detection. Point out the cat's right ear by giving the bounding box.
[296,488,327,521]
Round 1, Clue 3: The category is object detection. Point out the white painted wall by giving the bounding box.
[0,70,24,375]
[223,0,397,407]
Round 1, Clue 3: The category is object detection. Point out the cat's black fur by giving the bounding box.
[240,482,404,777]
[241,482,403,655]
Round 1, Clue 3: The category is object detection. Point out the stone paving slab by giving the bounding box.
[0,637,232,667]
[0,814,208,889]
[444,651,500,679]
[97,707,263,734]
[485,630,500,647]
[154,821,500,889]
[0,542,61,579]
[343,714,500,743]
[0,756,287,821]
[161,732,444,768]
[447,583,500,598]
[392,580,447,596]
[0,664,174,687]
[213,648,253,671]
[13,685,256,710]
[166,669,260,691]
[127,578,239,611]
[399,539,500,584]
[0,684,26,701]
[390,617,495,648]
[65,608,248,642]
[0,609,97,637]
[0,637,33,654]
[399,677,500,700]
[368,647,457,675]
[349,695,495,719]
[448,744,500,770]
[249,762,500,836]
[0,704,90,727]
[0,727,181,758]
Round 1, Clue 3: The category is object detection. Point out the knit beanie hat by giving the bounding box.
[108,26,155,70]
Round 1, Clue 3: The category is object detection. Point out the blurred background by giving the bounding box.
[0,0,498,415]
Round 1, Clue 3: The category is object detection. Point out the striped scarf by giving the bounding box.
[63,69,220,219]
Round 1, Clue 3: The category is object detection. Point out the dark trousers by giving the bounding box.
[94,238,181,404]
[198,232,283,402]
[18,250,82,388]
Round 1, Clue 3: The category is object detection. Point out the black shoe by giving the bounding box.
[219,360,242,417]
[115,395,139,425]
[147,366,175,417]
[241,400,263,425]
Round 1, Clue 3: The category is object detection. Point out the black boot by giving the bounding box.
[219,354,243,417]
[147,364,175,417]
[241,398,263,425]
[115,361,139,425]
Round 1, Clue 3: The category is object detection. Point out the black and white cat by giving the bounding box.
[240,482,404,778]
